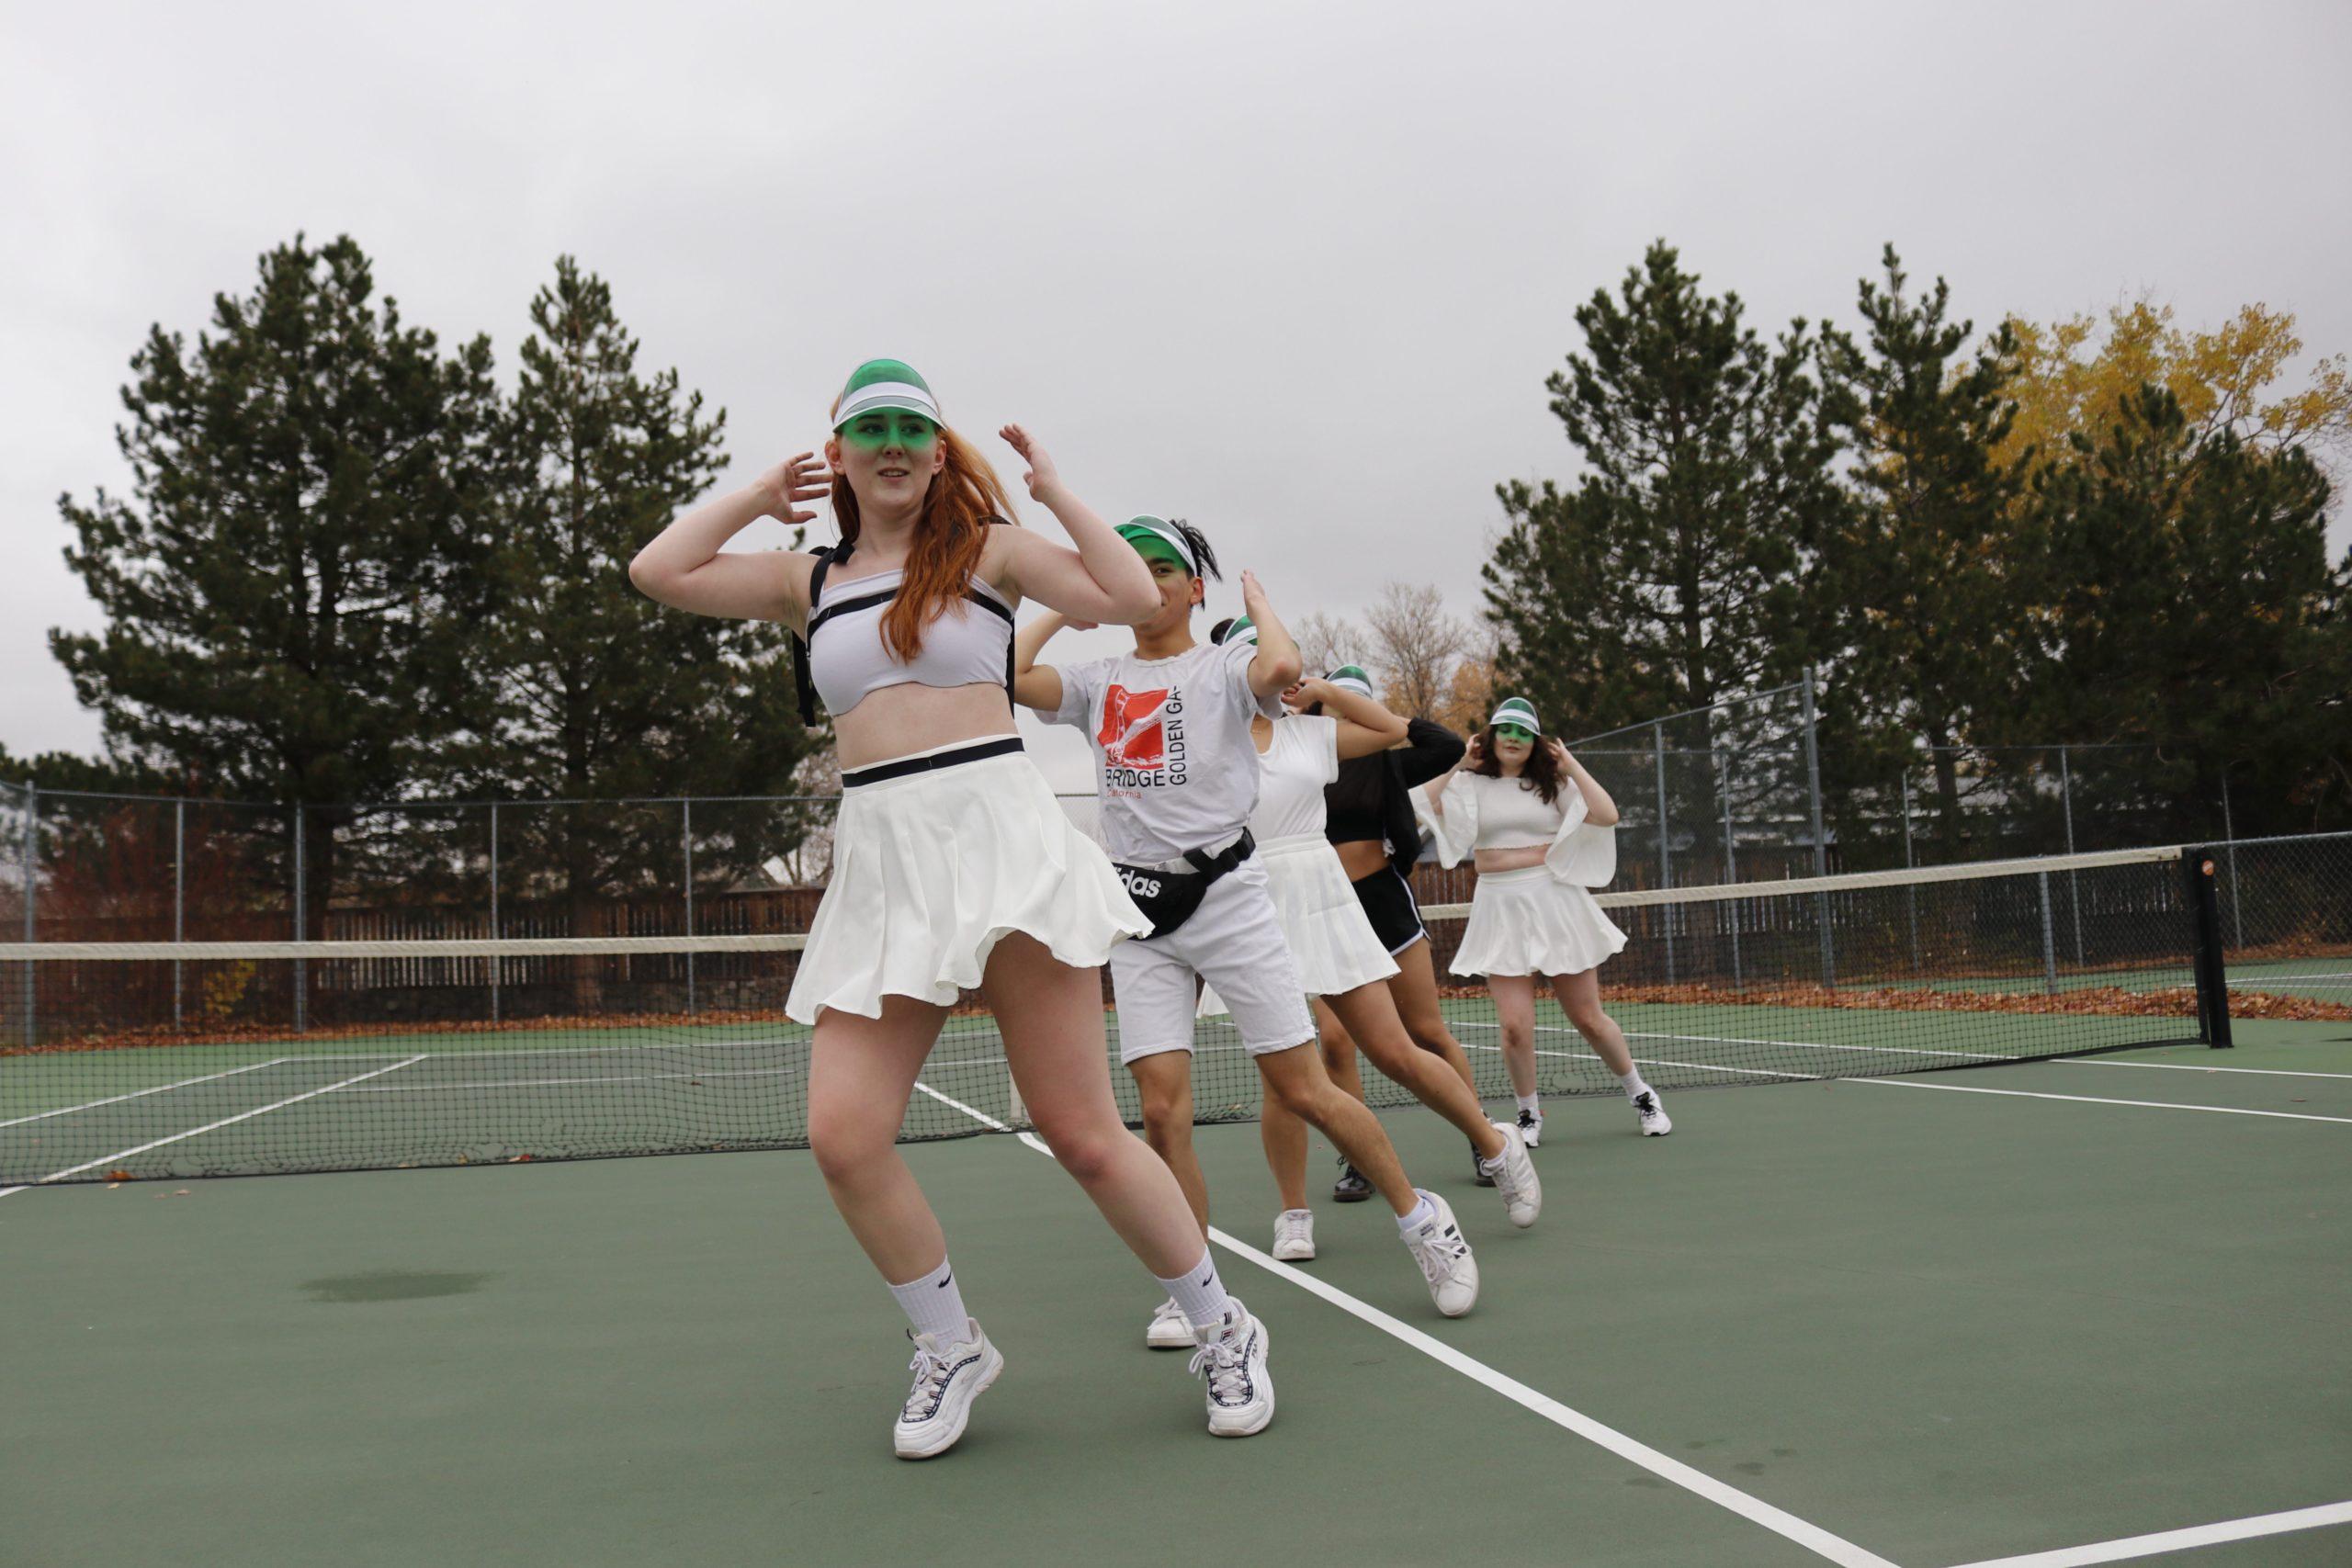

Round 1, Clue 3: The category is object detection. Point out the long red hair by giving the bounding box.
[829,417,1019,661]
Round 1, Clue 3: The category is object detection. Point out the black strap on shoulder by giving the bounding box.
[793,542,848,728]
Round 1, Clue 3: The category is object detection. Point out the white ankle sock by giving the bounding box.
[888,1257,970,1345]
[1619,1070,1651,1100]
[1396,1191,1436,1235]
[1515,1093,1542,1117]
[1155,1249,1232,1331]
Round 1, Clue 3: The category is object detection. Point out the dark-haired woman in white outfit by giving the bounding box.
[1419,696,1672,1141]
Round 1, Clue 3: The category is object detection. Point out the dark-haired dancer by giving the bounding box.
[1014,519,1484,1374]
[1200,633,1539,1261]
[1419,696,1671,1139]
[631,362,1265,1458]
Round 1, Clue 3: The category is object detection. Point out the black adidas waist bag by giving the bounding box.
[1113,830,1257,940]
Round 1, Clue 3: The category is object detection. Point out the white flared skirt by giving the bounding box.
[1449,864,1628,979]
[784,745,1150,1024]
[1199,833,1398,1015]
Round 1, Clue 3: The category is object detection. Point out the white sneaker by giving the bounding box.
[1189,1300,1274,1437]
[1147,1296,1194,1349]
[1400,1190,1480,1317]
[1516,1106,1544,1148]
[892,1320,1002,1460]
[1481,1122,1542,1229]
[1633,1089,1673,1136]
[1272,1208,1317,1261]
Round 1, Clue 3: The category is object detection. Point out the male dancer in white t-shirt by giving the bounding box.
[1013,517,1482,1435]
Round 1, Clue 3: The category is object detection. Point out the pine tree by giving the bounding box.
[1817,246,2026,856]
[455,258,815,936]
[51,235,500,933]
[1485,242,1838,734]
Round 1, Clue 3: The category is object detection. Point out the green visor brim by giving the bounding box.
[1116,526,1193,574]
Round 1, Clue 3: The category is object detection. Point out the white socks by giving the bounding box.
[1515,1092,1541,1118]
[1396,1191,1436,1235]
[887,1257,971,1345]
[1155,1248,1234,1331]
[1618,1070,1652,1101]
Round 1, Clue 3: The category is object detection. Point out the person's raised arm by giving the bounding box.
[628,454,830,630]
[1395,717,1465,787]
[1421,732,1486,818]
[1236,571,1303,699]
[1011,610,1079,713]
[1291,679,1408,760]
[988,425,1158,625]
[1550,740,1619,826]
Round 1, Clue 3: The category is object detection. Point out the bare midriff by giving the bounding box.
[1473,844,1547,874]
[831,682,1021,772]
[1332,839,1391,882]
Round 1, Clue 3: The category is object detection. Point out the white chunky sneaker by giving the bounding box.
[1516,1106,1544,1148]
[1481,1121,1542,1229]
[1400,1190,1480,1317]
[892,1320,1002,1460]
[1632,1089,1673,1136]
[1189,1299,1273,1437]
[1147,1295,1195,1349]
[1272,1208,1317,1261]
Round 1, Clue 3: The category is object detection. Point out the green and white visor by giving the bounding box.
[1327,665,1373,698]
[1219,615,1258,647]
[1117,516,1199,576]
[831,358,941,430]
[1489,697,1541,734]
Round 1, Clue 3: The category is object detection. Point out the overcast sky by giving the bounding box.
[6,1,2347,793]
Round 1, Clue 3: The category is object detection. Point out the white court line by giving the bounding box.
[17,1055,430,1186]
[0,1057,290,1128]
[2061,1057,2352,1080]
[1945,1497,2352,1566]
[1851,1077,2352,1124]
[910,1081,1898,1566]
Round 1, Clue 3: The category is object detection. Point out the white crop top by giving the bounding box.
[804,565,1013,719]
[1418,771,1618,888]
[1247,714,1340,841]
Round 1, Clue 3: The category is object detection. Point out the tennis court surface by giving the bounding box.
[5,846,2348,1564]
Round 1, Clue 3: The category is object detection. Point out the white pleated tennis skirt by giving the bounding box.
[1199,832,1397,1015]
[1449,864,1628,979]
[784,741,1150,1024]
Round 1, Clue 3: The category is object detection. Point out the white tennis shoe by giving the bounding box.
[892,1320,1002,1460]
[1272,1208,1317,1261]
[1516,1106,1544,1148]
[1482,1121,1542,1228]
[1400,1190,1480,1317]
[1147,1295,1194,1349]
[1190,1300,1274,1437]
[1633,1089,1673,1136]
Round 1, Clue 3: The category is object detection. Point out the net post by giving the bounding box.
[1716,747,1742,987]
[2060,747,2084,965]
[682,798,695,1015]
[2183,845,2233,1049]
[1652,720,1675,981]
[173,798,185,1030]
[488,801,501,1024]
[292,803,307,1034]
[1900,771,1920,974]
[2037,870,2057,994]
[1801,667,1833,986]
[19,782,35,1049]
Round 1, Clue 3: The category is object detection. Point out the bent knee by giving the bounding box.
[808,1112,895,1186]
[1041,1124,1124,1185]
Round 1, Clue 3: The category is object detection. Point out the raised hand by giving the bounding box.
[755,453,831,525]
[1463,733,1487,769]
[1545,739,1573,769]
[999,423,1061,502]
[1283,676,1330,714]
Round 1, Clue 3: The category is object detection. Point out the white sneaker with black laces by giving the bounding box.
[1189,1300,1273,1437]
[1516,1107,1544,1148]
[1479,1121,1542,1229]
[1632,1089,1673,1136]
[1272,1208,1317,1261]
[892,1320,1002,1460]
[1147,1295,1194,1349]
[1400,1190,1480,1317]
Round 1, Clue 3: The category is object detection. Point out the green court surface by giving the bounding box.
[5,1024,2348,1566]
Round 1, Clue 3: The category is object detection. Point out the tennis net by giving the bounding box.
[1,845,2226,1185]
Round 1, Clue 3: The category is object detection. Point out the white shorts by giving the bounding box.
[1111,855,1317,1066]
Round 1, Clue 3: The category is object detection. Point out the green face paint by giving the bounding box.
[838,411,940,453]
[1493,723,1536,742]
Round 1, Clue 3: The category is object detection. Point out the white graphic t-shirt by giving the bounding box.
[1049,638,1284,864]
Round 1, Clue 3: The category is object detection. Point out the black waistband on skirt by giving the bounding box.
[839,736,1024,790]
